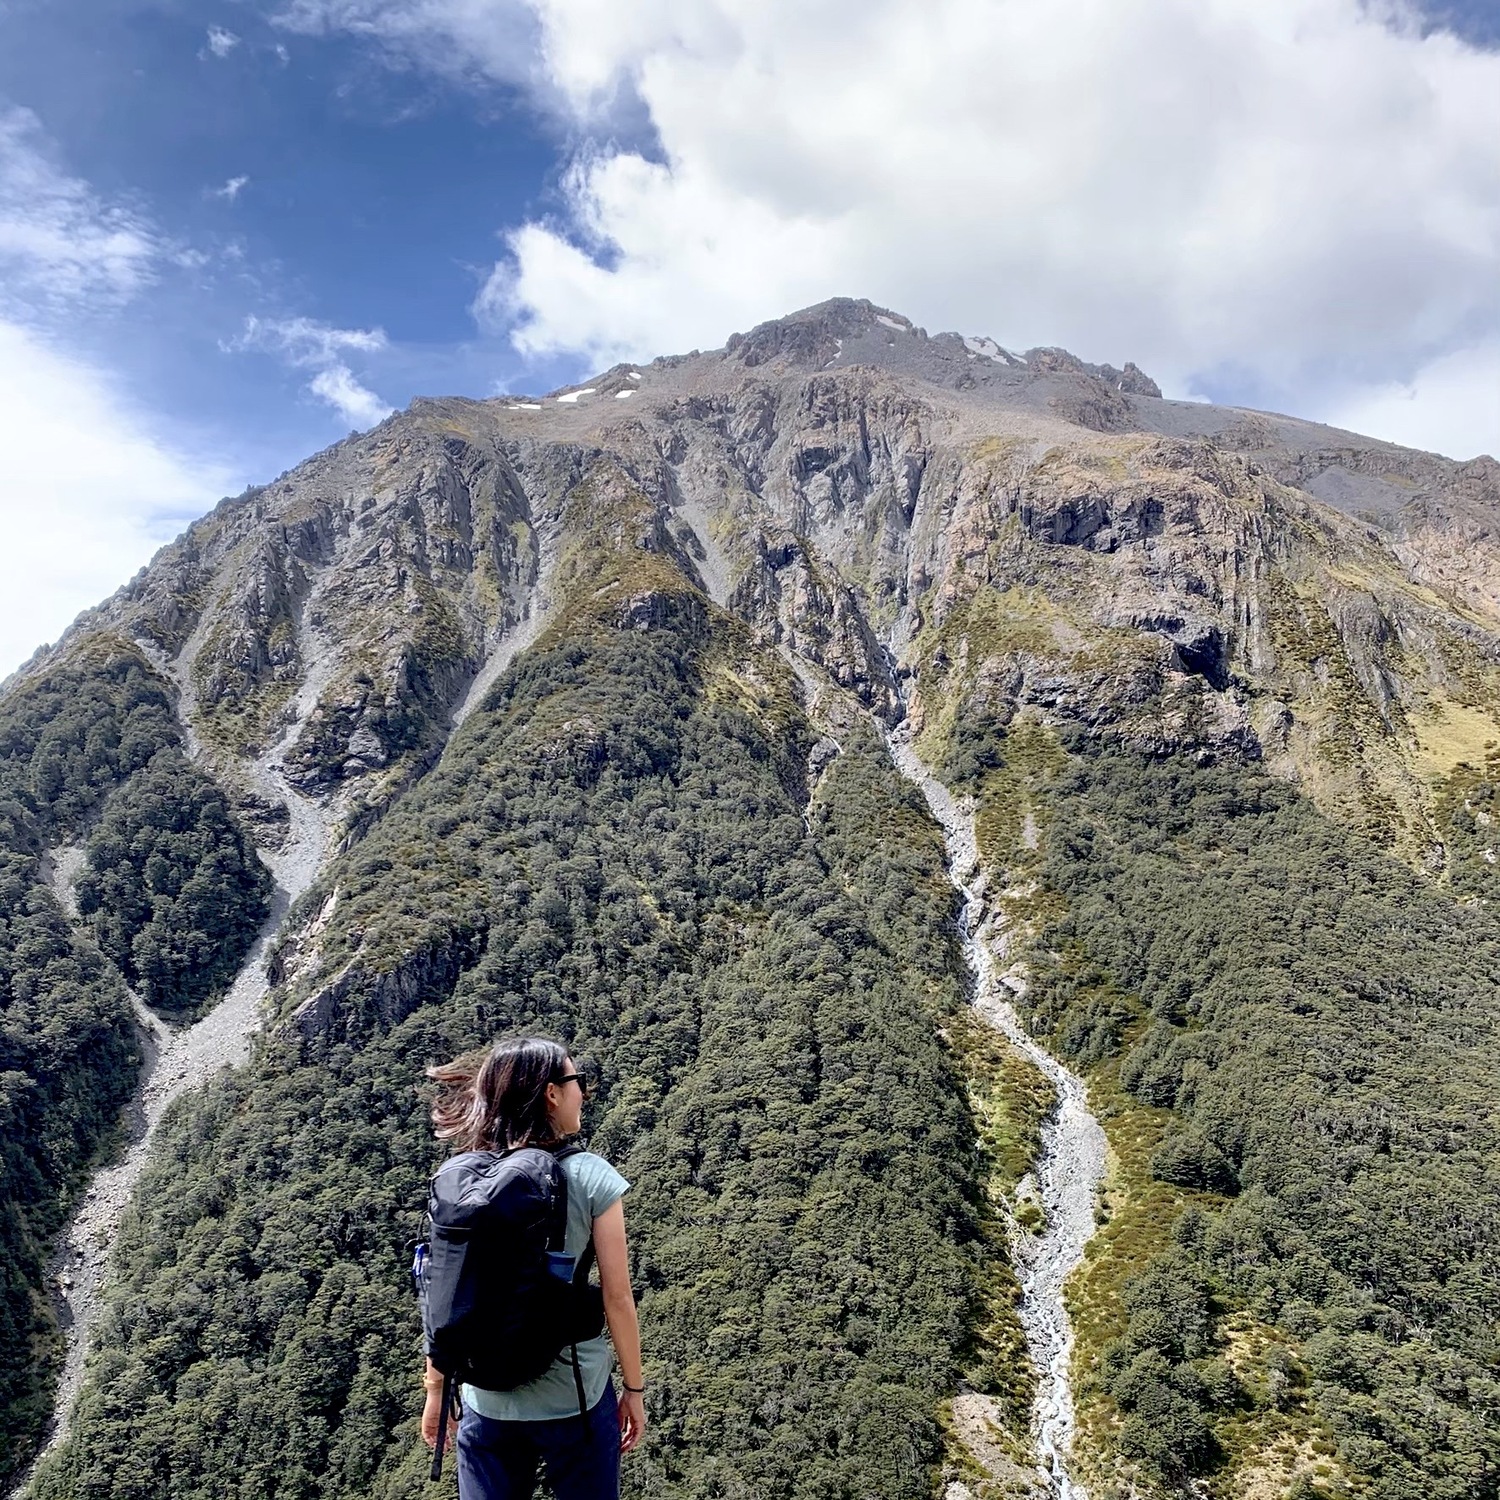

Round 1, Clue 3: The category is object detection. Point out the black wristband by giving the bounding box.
[623,1383,645,1394]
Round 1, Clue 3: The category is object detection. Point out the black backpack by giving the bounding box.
[413,1142,605,1478]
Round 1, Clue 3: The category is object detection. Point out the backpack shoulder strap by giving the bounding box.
[545,1144,578,1252]
[551,1145,601,1279]
[430,1369,456,1481]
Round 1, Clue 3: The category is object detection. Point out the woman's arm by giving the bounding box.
[420,1358,457,1449]
[593,1199,646,1454]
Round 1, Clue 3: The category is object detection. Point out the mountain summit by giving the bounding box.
[51,295,1500,855]
[4,301,1499,1500]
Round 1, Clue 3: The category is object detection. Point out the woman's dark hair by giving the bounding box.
[428,1035,574,1151]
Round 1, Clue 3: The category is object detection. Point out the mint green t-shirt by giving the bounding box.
[462,1150,629,1422]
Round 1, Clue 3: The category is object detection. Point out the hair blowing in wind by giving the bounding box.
[427,1036,574,1152]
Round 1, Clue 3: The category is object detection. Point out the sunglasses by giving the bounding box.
[555,1072,588,1097]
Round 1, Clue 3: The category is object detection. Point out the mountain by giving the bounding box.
[2,297,1498,1500]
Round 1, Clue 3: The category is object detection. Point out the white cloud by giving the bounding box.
[0,106,157,313]
[0,321,232,680]
[231,315,395,428]
[212,174,250,201]
[514,0,1500,383]
[204,26,242,58]
[0,106,229,679]
[1317,339,1500,461]
[299,0,1500,460]
[309,363,396,427]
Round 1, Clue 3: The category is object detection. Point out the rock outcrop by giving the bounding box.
[23,295,1499,881]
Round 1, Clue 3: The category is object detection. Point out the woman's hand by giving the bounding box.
[421,1386,458,1450]
[618,1388,647,1453]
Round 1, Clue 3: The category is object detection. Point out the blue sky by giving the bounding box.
[0,0,585,469]
[1421,0,1500,46]
[0,0,1497,676]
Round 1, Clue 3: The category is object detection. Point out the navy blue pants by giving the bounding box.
[456,1384,620,1500]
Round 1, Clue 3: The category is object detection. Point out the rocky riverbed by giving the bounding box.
[5,646,336,1499]
[887,727,1107,1500]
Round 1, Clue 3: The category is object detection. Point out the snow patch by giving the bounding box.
[508,402,542,410]
[876,314,908,332]
[626,370,641,381]
[555,387,595,403]
[615,389,634,398]
[964,335,1025,366]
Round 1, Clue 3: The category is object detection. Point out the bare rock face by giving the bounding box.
[26,296,1500,872]
[283,927,483,1046]
[56,402,562,798]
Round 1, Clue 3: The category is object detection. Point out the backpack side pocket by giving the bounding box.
[421,1224,473,1365]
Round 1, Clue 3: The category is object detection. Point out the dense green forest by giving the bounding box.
[21,604,1500,1500]
[0,649,175,1484]
[0,860,135,1482]
[29,602,1006,1500]
[0,646,269,1488]
[1020,743,1500,1498]
[76,751,271,1015]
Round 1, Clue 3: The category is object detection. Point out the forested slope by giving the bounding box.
[973,739,1500,1498]
[27,592,1005,1500]
[0,647,267,1484]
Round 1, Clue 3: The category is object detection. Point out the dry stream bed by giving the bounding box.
[6,653,335,1499]
[889,728,1107,1500]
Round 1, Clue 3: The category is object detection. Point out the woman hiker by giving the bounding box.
[420,1037,647,1500]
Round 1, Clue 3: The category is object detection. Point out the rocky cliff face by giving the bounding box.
[41,295,1497,876]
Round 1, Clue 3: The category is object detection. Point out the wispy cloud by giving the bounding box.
[231,314,395,429]
[211,174,250,202]
[271,0,543,90]
[234,314,389,364]
[204,26,241,59]
[0,106,158,315]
